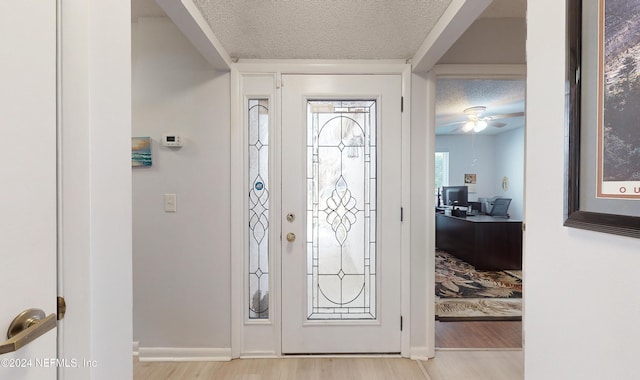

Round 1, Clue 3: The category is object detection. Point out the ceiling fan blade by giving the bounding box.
[437,120,467,128]
[489,112,525,120]
[489,121,507,128]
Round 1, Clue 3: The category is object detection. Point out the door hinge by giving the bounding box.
[400,207,404,222]
[400,316,403,331]
[522,222,526,232]
[57,296,66,321]
[400,96,404,112]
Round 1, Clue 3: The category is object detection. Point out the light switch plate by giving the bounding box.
[164,194,177,212]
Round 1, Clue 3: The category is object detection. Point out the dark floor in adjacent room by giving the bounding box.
[435,320,522,349]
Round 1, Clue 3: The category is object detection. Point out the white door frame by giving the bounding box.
[426,63,526,356]
[230,61,412,358]
[57,1,133,379]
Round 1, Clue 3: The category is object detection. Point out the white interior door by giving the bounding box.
[0,1,58,378]
[281,74,402,354]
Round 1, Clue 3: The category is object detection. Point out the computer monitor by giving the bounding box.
[490,198,512,217]
[441,186,469,207]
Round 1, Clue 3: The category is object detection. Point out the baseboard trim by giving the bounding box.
[435,347,523,352]
[138,347,232,362]
[239,351,278,358]
[133,341,140,357]
[410,347,430,361]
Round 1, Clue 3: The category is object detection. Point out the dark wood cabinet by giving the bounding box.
[435,213,522,270]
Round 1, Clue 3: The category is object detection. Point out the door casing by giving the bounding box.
[230,62,413,358]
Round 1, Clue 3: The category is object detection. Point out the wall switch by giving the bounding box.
[164,194,177,212]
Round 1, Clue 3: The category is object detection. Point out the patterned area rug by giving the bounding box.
[436,250,522,321]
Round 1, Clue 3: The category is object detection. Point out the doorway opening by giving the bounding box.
[432,66,525,350]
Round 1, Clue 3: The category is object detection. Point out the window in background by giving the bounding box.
[435,151,449,195]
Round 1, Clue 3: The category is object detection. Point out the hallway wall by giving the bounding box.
[132,17,231,352]
[526,1,640,378]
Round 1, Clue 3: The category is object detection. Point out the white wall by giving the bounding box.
[439,18,526,64]
[435,130,524,219]
[526,1,640,379]
[436,134,496,201]
[132,18,231,353]
[495,128,525,220]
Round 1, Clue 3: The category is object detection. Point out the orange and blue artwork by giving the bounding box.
[132,137,152,167]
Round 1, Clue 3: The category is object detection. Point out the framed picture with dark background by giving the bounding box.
[565,0,640,238]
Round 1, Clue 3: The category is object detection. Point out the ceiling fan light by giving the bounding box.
[474,120,488,132]
[462,121,475,132]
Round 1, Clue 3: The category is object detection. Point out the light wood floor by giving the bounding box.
[134,351,523,380]
[134,357,427,380]
[423,350,523,380]
[134,321,523,379]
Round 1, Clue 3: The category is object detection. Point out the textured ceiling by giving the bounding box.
[436,79,525,135]
[131,0,526,59]
[191,0,452,60]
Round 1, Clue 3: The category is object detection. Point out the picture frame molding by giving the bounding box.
[564,0,640,239]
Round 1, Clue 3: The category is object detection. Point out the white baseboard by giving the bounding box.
[410,346,431,361]
[239,351,278,358]
[133,341,140,357]
[138,347,232,362]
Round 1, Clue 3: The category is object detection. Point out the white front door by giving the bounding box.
[281,75,402,353]
[0,1,58,378]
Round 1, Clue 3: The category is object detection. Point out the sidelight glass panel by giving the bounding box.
[248,99,269,319]
[306,100,377,320]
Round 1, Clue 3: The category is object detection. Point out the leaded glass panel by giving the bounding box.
[306,100,377,320]
[248,99,269,319]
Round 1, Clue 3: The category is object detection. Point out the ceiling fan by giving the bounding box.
[452,106,524,133]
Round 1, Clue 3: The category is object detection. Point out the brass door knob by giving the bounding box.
[1,309,57,355]
[286,233,296,242]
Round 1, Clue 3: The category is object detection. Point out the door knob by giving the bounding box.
[0,308,56,355]
[286,233,296,242]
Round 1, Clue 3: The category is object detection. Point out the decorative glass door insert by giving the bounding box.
[307,100,377,320]
[248,99,269,319]
[281,74,401,354]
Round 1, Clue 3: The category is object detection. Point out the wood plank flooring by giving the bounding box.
[133,353,524,380]
[134,357,427,380]
[435,321,522,348]
[422,350,523,380]
[134,322,523,379]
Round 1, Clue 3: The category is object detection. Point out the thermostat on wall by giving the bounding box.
[162,134,183,147]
